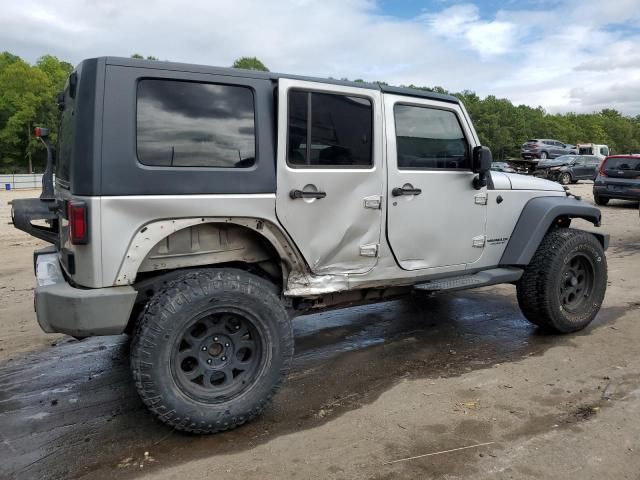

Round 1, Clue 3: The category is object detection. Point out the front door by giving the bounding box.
[275,79,384,274]
[384,94,487,270]
[572,157,587,179]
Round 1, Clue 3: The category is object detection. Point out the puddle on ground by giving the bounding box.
[0,289,624,479]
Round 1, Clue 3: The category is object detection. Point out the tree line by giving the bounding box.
[1,52,638,173]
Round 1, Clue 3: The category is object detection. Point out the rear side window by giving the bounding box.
[394,104,469,170]
[287,90,373,168]
[56,86,75,184]
[137,79,255,168]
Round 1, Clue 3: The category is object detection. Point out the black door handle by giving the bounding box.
[290,189,327,199]
[392,187,422,196]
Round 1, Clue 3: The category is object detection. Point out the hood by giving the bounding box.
[538,158,569,167]
[497,172,565,192]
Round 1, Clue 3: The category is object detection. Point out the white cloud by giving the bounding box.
[422,4,518,57]
[1,0,639,115]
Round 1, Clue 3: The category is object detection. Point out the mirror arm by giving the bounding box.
[473,172,487,190]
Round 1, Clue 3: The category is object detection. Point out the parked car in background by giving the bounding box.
[593,155,640,205]
[490,161,516,173]
[521,139,575,160]
[534,155,600,185]
[578,143,609,160]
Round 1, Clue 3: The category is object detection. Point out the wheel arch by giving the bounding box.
[499,196,608,266]
[115,217,306,288]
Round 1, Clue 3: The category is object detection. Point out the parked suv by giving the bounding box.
[521,139,576,160]
[12,57,609,434]
[593,155,640,205]
[534,155,600,184]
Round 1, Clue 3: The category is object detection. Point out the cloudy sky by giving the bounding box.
[3,0,640,115]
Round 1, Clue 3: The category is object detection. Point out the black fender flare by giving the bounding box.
[499,196,608,266]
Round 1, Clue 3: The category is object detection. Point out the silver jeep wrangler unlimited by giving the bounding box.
[12,57,608,434]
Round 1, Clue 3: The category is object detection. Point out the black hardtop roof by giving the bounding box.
[100,56,460,105]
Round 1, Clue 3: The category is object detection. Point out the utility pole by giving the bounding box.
[27,123,33,173]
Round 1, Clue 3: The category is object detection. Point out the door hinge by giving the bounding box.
[474,192,488,205]
[472,235,486,248]
[359,243,379,257]
[363,195,382,210]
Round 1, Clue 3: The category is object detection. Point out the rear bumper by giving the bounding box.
[34,248,137,336]
[593,184,640,201]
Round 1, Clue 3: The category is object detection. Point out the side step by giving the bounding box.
[414,267,523,293]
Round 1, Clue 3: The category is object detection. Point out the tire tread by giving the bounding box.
[516,228,607,333]
[130,269,292,434]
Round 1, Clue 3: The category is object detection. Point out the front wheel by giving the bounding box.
[558,172,572,185]
[516,228,607,333]
[540,151,549,160]
[131,269,293,434]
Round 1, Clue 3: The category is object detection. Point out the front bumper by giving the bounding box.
[533,169,559,180]
[34,248,137,336]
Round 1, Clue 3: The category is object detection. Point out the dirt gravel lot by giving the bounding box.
[0,183,639,480]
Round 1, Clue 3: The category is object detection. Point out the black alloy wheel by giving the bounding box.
[559,253,595,313]
[172,310,264,403]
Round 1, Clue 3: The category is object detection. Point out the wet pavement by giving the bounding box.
[0,288,617,480]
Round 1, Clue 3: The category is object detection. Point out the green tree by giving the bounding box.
[0,53,71,173]
[2,51,640,173]
[232,56,269,71]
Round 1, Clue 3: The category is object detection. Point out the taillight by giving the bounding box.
[598,159,607,177]
[66,201,88,244]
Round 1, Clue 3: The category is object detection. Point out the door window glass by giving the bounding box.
[394,104,469,169]
[137,79,256,168]
[287,90,373,167]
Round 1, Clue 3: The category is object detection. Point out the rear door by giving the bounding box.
[602,157,640,187]
[552,141,564,158]
[384,94,487,270]
[585,156,600,179]
[275,79,384,274]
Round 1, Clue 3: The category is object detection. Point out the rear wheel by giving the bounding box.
[131,268,293,434]
[594,193,609,206]
[516,228,607,333]
[540,151,549,159]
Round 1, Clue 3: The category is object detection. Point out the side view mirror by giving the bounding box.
[472,146,492,189]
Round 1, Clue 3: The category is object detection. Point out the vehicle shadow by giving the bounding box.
[0,289,622,480]
[603,199,639,209]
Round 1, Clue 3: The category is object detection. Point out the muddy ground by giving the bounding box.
[1,184,639,480]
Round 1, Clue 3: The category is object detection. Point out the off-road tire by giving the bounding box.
[516,228,607,333]
[594,193,609,206]
[131,268,293,434]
